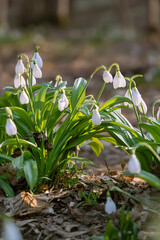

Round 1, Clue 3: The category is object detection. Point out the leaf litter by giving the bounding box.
[1,170,160,239]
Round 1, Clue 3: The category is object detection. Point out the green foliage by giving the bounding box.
[0,47,160,195]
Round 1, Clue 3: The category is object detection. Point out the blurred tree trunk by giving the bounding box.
[0,0,9,30]
[57,0,71,25]
[148,0,160,32]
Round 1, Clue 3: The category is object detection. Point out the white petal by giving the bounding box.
[14,74,20,88]
[113,71,126,89]
[20,90,29,104]
[113,72,119,89]
[5,119,17,136]
[138,98,147,114]
[124,89,132,107]
[131,87,142,106]
[3,219,23,240]
[33,64,42,78]
[103,70,113,83]
[105,197,116,214]
[128,154,141,174]
[92,108,101,125]
[15,59,24,74]
[31,52,43,69]
[58,94,69,111]
[27,76,36,86]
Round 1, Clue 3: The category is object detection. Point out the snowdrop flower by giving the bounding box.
[33,63,42,78]
[138,98,147,114]
[20,90,29,104]
[27,75,36,86]
[124,89,132,107]
[128,154,141,174]
[113,71,126,89]
[2,218,22,240]
[5,118,17,136]
[15,59,24,74]
[58,93,69,111]
[105,195,116,214]
[14,74,26,88]
[103,70,113,83]
[31,52,43,69]
[157,107,160,121]
[92,106,101,125]
[131,87,142,106]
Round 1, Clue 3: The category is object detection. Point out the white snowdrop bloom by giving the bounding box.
[128,154,141,174]
[92,107,101,125]
[5,118,17,136]
[113,71,126,89]
[103,70,113,83]
[15,59,24,74]
[20,90,29,104]
[124,89,132,107]
[58,93,69,111]
[131,87,142,106]
[31,52,43,69]
[105,196,116,214]
[157,107,160,121]
[33,63,42,78]
[27,75,36,86]
[138,98,147,114]
[14,74,26,88]
[2,218,22,240]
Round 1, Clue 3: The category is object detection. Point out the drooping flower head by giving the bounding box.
[15,56,24,74]
[20,90,29,105]
[105,192,116,214]
[113,71,126,89]
[138,98,147,114]
[128,154,141,174]
[92,106,101,125]
[31,52,43,69]
[5,118,17,136]
[58,93,69,111]
[124,89,132,107]
[14,74,26,88]
[103,70,113,83]
[33,63,42,78]
[131,87,142,106]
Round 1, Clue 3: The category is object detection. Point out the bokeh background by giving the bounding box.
[0,0,160,172]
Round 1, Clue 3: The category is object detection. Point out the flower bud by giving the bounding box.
[31,52,43,69]
[58,93,69,111]
[15,59,24,74]
[103,70,113,83]
[5,107,12,118]
[113,71,126,89]
[128,154,141,174]
[5,119,17,136]
[131,87,142,106]
[138,98,147,114]
[27,75,36,86]
[105,195,116,214]
[92,107,101,125]
[14,74,26,88]
[20,90,29,104]
[33,63,42,78]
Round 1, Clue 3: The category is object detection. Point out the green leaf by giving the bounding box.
[23,159,38,189]
[136,170,160,190]
[58,157,99,168]
[0,176,14,197]
[99,95,132,111]
[34,86,48,131]
[88,138,104,156]
[104,220,119,240]
[140,123,160,143]
[71,77,87,112]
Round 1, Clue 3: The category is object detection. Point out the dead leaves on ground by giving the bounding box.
[1,172,160,239]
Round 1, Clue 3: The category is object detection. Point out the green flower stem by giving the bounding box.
[152,99,160,117]
[108,62,120,72]
[96,81,106,102]
[15,134,22,153]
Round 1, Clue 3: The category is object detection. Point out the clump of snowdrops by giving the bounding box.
[0,46,160,196]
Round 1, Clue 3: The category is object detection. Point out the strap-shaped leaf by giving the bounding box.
[23,159,38,189]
